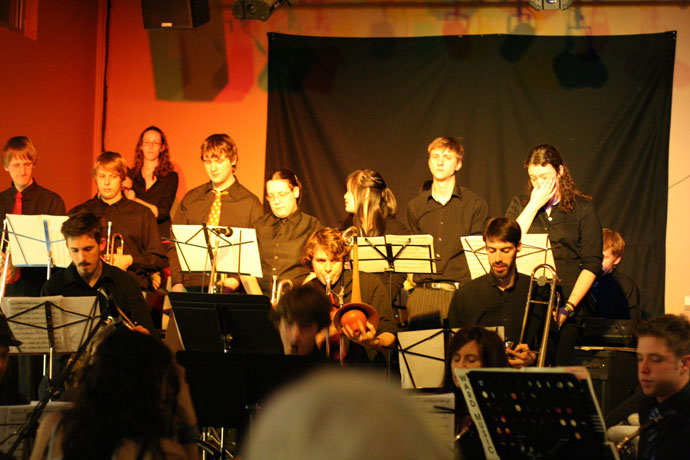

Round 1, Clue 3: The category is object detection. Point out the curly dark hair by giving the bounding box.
[60,330,179,459]
[302,227,350,271]
[132,126,174,178]
[522,144,591,213]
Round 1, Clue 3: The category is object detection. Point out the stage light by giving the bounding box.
[529,0,573,10]
[231,0,289,21]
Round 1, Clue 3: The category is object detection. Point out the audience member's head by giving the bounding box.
[272,285,331,355]
[635,314,690,403]
[242,369,448,460]
[60,330,179,458]
[444,327,510,389]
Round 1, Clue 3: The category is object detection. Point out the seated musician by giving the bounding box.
[635,314,690,460]
[300,227,397,362]
[271,285,331,356]
[582,228,641,320]
[169,134,263,293]
[254,169,321,298]
[41,212,155,333]
[69,152,167,293]
[447,217,549,367]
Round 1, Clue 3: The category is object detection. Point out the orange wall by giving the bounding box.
[0,0,102,210]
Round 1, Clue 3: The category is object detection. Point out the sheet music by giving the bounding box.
[398,329,446,389]
[6,214,70,267]
[1,296,99,353]
[1,297,67,353]
[408,392,456,457]
[171,225,263,277]
[0,401,72,458]
[357,234,436,274]
[461,233,556,280]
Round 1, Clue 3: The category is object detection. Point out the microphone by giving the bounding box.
[210,226,233,237]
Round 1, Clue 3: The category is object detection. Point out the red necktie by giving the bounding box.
[12,191,22,215]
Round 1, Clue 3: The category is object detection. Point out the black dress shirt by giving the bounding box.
[0,181,66,297]
[253,210,321,296]
[447,272,546,348]
[69,196,167,290]
[406,182,488,285]
[506,195,603,300]
[127,169,179,239]
[169,178,263,286]
[638,380,690,460]
[41,262,156,333]
[583,269,641,319]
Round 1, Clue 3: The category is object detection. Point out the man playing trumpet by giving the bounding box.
[300,227,396,363]
[448,217,549,368]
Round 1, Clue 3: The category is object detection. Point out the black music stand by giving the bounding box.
[176,351,331,429]
[454,366,620,460]
[168,292,281,354]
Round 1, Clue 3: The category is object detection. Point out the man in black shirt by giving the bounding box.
[0,136,66,296]
[448,217,543,367]
[169,134,263,293]
[406,137,488,324]
[271,285,331,356]
[69,152,166,292]
[636,314,690,460]
[41,212,155,333]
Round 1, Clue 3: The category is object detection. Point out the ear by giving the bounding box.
[681,355,690,374]
[516,242,522,253]
[558,165,564,177]
[614,255,622,266]
[455,160,463,171]
[98,238,107,253]
[292,187,300,200]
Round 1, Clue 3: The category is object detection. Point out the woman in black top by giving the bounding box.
[342,169,409,300]
[123,126,179,240]
[506,144,602,365]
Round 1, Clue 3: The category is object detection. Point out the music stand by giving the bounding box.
[357,234,437,326]
[168,292,282,354]
[1,296,100,386]
[4,214,70,283]
[454,366,620,460]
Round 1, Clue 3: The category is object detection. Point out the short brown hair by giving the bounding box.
[603,228,625,258]
[302,228,350,271]
[200,134,238,171]
[93,151,127,181]
[483,216,521,247]
[427,136,464,162]
[635,314,690,359]
[2,136,37,167]
[272,285,331,329]
[62,211,105,243]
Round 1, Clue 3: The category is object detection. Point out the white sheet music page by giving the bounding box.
[6,214,69,267]
[1,296,67,353]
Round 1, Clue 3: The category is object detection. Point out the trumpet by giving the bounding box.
[105,221,125,264]
[270,275,293,307]
[518,263,559,367]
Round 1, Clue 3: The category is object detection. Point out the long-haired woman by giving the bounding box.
[30,330,199,460]
[506,144,603,365]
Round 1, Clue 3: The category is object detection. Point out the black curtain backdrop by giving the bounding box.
[266,32,675,317]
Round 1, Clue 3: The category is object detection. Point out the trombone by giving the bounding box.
[518,263,559,367]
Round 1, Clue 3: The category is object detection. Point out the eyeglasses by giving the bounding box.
[266,191,292,201]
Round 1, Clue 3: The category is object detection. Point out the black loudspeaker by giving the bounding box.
[571,348,639,416]
[141,0,210,29]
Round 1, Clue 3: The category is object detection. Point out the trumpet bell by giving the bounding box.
[333,302,380,333]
